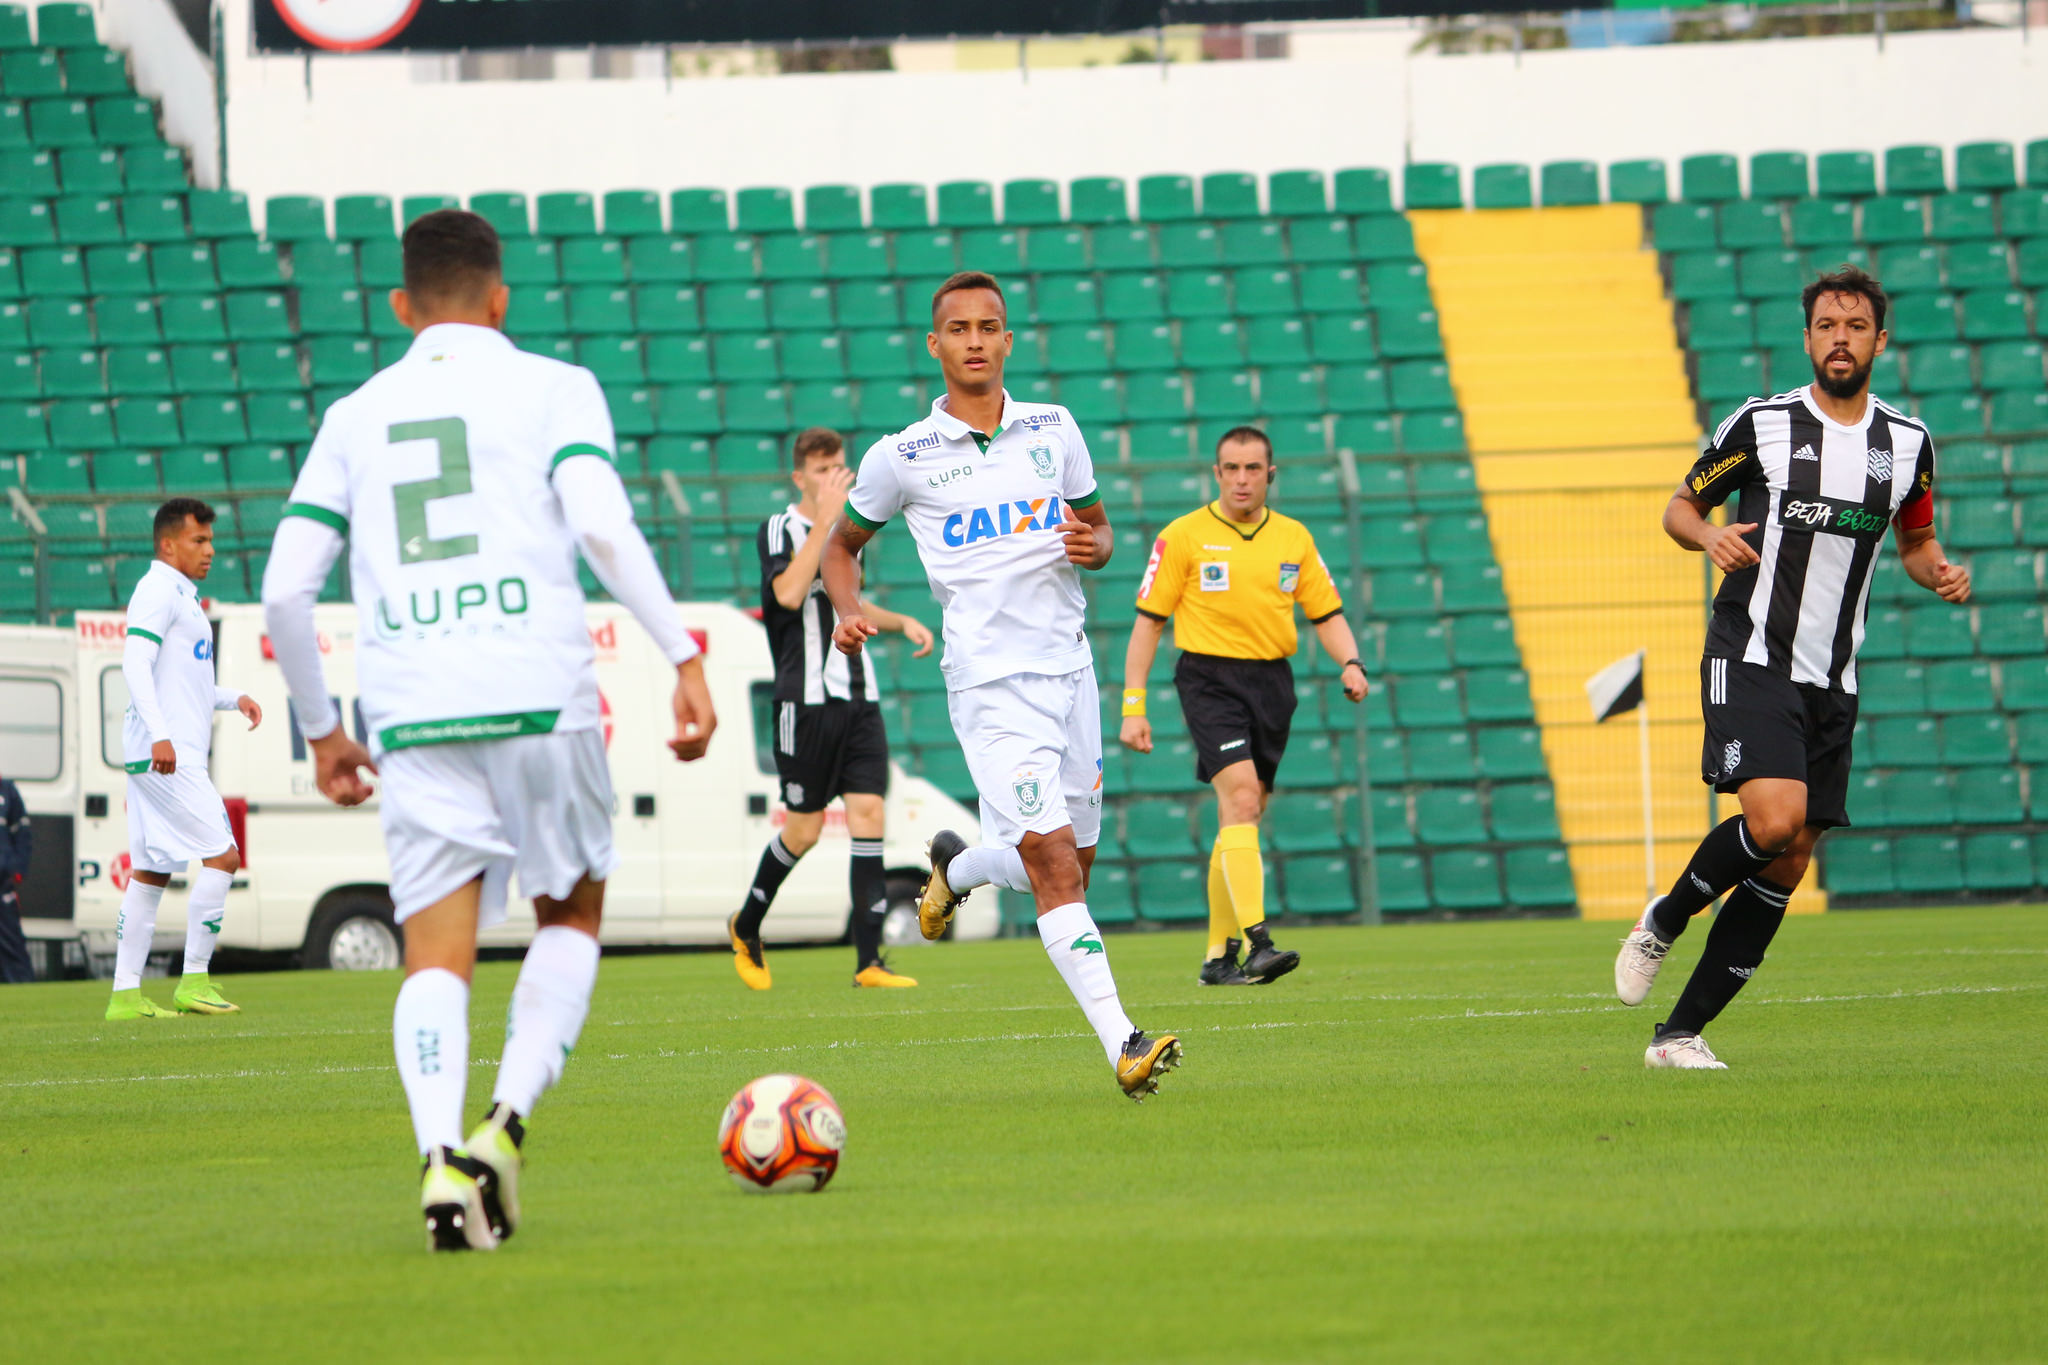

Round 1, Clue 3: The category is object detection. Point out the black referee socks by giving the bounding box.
[1659,875,1794,1038]
[1650,815,1785,941]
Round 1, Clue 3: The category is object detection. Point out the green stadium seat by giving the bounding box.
[560,236,627,287]
[651,188,722,237]
[1954,766,2023,825]
[1918,390,1984,438]
[528,190,594,238]
[1878,244,1946,296]
[290,238,359,286]
[995,177,1060,228]
[1065,176,1126,226]
[119,193,191,247]
[1901,602,1975,657]
[1220,219,1287,267]
[326,192,395,243]
[1326,167,1389,216]
[35,4,95,46]
[868,183,928,231]
[57,46,128,94]
[214,238,282,289]
[1696,349,1763,402]
[892,229,956,278]
[1736,248,1804,298]
[1501,846,1575,909]
[1718,200,1784,250]
[1807,150,1877,201]
[1157,221,1221,269]
[1745,150,1809,201]
[695,233,762,283]
[619,235,689,286]
[1451,614,1519,668]
[1267,791,1349,856]
[1402,727,1472,783]
[766,280,831,329]
[1605,158,1666,205]
[1390,673,1461,728]
[51,192,117,244]
[1276,856,1353,916]
[933,180,993,229]
[1374,305,1443,360]
[2007,192,2048,243]
[1680,153,1741,203]
[1427,850,1498,910]
[1931,191,1998,244]
[26,294,89,344]
[1958,288,2028,341]
[1414,788,1486,847]
[1132,859,1204,922]
[164,343,232,395]
[1352,214,1415,264]
[951,224,1020,276]
[1822,835,1894,896]
[1961,832,2032,891]
[1968,549,2037,602]
[1861,194,1927,244]
[1889,291,1959,344]
[88,96,156,147]
[1285,216,1350,266]
[1786,198,1857,251]
[1980,603,2046,655]
[1463,667,1534,726]
[1989,390,2048,435]
[498,238,558,286]
[1266,169,1327,218]
[1939,712,2010,766]
[1472,163,1531,210]
[1858,660,1926,715]
[1892,834,1962,895]
[26,96,91,146]
[2,148,54,198]
[1980,339,2043,391]
[1397,162,1457,210]
[0,5,23,49]
[1671,250,1737,301]
[1196,171,1257,221]
[55,144,117,192]
[38,344,102,398]
[1532,160,1597,208]
[631,283,700,333]
[20,243,81,292]
[1945,495,2017,548]
[1883,144,1945,195]
[93,447,157,494]
[725,187,790,235]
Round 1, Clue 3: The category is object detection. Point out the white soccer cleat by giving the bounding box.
[1614,899,1673,1006]
[1644,1033,1727,1070]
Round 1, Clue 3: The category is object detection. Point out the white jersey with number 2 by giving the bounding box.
[279,323,653,754]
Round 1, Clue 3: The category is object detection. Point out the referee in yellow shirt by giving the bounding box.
[1120,427,1369,985]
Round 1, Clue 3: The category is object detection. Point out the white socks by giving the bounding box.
[111,879,166,991]
[492,926,600,1118]
[1037,902,1134,1064]
[394,968,470,1156]
[950,844,1032,895]
[181,867,232,976]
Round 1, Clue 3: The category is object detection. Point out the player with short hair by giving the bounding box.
[262,209,717,1249]
[106,497,263,1020]
[1616,265,1969,1069]
[1120,426,1368,986]
[822,270,1180,1101]
[729,425,932,990]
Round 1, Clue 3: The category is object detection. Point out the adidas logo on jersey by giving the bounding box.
[941,495,1066,547]
[1793,444,1819,462]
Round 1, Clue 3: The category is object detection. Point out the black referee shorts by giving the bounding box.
[771,699,890,813]
[1174,651,1298,789]
[1699,656,1858,828]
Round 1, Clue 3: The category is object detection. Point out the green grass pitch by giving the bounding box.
[6,907,2045,1363]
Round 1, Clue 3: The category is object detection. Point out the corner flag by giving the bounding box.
[1586,650,1646,723]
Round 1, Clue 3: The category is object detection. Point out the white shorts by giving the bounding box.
[376,729,617,927]
[126,765,234,874]
[945,665,1103,851]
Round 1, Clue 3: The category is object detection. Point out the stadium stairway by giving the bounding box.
[1405,204,1812,919]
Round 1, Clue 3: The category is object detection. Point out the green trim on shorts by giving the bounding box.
[126,626,162,644]
[281,502,348,534]
[845,505,887,532]
[1068,486,1102,510]
[378,710,562,751]
[550,442,612,473]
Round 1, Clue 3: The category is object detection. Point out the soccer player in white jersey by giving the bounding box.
[261,212,717,1251]
[106,497,263,1020]
[822,271,1180,1101]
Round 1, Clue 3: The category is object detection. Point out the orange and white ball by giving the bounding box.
[718,1074,846,1193]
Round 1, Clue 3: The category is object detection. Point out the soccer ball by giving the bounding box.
[718,1074,845,1193]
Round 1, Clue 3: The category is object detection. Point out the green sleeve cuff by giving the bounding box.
[1068,486,1102,509]
[550,442,613,473]
[126,627,162,645]
[845,505,887,532]
[281,502,348,533]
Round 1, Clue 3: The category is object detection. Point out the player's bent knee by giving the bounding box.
[1744,808,1805,853]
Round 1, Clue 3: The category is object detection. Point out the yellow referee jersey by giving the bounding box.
[1133,503,1344,660]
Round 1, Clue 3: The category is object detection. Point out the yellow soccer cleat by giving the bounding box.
[917,830,970,941]
[852,958,918,988]
[727,913,771,991]
[1115,1030,1183,1102]
[172,973,241,1014]
[104,987,178,1020]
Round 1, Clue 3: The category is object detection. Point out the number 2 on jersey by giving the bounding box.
[390,417,478,564]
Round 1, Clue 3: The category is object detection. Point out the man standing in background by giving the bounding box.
[0,770,33,983]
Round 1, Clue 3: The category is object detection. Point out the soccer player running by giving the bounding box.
[1120,427,1368,986]
[106,497,263,1019]
[822,271,1180,1101]
[261,211,716,1250]
[1615,266,1969,1069]
[730,425,933,990]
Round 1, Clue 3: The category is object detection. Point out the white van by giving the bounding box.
[0,600,994,972]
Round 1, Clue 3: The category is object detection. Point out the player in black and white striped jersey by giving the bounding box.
[1615,266,1973,1069]
[729,427,934,991]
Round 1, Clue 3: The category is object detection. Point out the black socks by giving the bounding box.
[1650,816,1784,941]
[734,836,800,941]
[1659,875,1793,1039]
[850,840,887,969]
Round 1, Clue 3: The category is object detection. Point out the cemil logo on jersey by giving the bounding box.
[895,431,942,459]
[941,495,1065,547]
[1780,496,1889,540]
[1690,452,1748,493]
[1017,412,1064,432]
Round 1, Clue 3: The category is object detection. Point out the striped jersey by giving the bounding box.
[758,503,873,704]
[1683,386,1935,693]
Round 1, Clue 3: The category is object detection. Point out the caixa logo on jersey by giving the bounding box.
[1779,496,1889,541]
[192,637,212,661]
[942,495,1065,547]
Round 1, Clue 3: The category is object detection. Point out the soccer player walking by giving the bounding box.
[729,425,932,990]
[262,211,716,1249]
[106,498,262,1019]
[1120,427,1368,985]
[822,271,1180,1100]
[1616,266,1969,1069]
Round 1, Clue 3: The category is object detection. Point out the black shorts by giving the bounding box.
[771,699,890,812]
[1175,652,1297,788]
[1699,656,1858,827]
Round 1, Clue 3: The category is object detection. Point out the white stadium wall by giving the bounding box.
[198,3,2047,214]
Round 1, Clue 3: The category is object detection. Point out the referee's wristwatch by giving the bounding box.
[1341,657,1367,678]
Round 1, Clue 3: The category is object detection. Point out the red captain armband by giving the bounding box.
[1895,486,1934,530]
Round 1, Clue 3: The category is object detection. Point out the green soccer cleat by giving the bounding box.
[104,987,178,1020]
[421,1146,498,1253]
[172,973,241,1015]
[464,1103,525,1243]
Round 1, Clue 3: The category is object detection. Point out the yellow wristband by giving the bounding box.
[1121,689,1147,718]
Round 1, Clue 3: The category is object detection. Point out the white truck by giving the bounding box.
[0,600,994,972]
